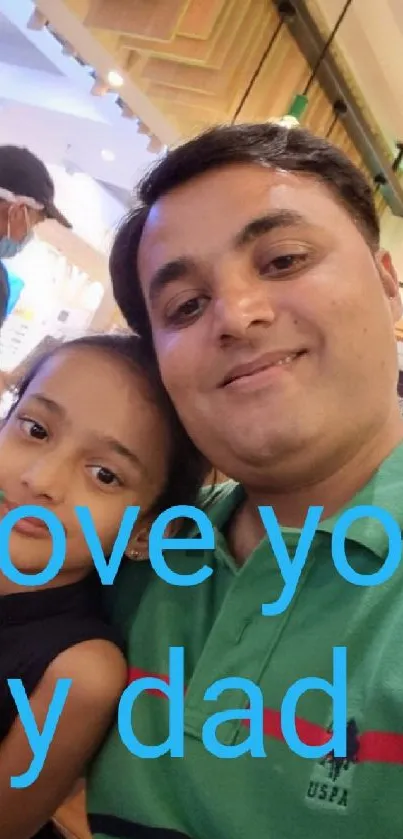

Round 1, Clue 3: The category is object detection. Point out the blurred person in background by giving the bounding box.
[0,145,71,397]
[0,145,71,326]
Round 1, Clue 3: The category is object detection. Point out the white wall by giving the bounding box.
[46,163,125,255]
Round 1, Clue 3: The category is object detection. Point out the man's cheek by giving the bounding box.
[159,355,190,392]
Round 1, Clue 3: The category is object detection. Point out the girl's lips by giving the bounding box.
[0,499,51,539]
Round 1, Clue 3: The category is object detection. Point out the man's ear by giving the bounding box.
[376,249,402,322]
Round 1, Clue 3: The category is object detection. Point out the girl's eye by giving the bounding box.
[262,253,309,275]
[89,465,121,487]
[166,295,208,325]
[19,418,48,441]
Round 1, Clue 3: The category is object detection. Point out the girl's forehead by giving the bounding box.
[28,347,138,395]
[25,348,144,411]
[21,347,171,462]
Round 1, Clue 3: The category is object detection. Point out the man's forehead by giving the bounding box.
[147,164,309,216]
[139,164,343,261]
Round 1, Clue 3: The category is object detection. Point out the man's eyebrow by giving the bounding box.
[148,257,195,305]
[234,210,307,247]
[147,209,306,304]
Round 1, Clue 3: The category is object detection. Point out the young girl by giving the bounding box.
[0,333,208,839]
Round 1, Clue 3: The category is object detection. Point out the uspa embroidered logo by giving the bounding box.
[305,719,359,813]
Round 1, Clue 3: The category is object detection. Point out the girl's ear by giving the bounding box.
[126,527,150,562]
[125,517,185,561]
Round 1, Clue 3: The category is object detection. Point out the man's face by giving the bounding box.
[138,164,402,484]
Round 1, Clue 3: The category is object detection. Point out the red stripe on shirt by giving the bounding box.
[127,666,172,699]
[126,667,403,764]
[358,731,403,763]
[253,707,330,746]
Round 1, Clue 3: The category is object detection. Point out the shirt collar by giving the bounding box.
[317,440,403,558]
[206,441,403,560]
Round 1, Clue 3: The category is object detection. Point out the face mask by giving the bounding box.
[0,207,33,260]
[0,235,31,259]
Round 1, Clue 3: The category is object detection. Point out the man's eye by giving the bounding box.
[89,465,121,487]
[262,253,309,275]
[19,418,48,440]
[166,295,208,325]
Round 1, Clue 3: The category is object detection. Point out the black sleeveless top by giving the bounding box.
[0,573,122,741]
[0,574,123,838]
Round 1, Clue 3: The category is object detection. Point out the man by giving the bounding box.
[0,144,71,324]
[87,124,403,838]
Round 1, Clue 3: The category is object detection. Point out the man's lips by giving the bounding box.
[220,350,307,387]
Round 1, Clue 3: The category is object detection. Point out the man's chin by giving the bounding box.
[212,430,311,481]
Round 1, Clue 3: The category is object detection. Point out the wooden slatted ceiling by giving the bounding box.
[61,0,378,177]
[61,0,394,313]
[60,1,392,294]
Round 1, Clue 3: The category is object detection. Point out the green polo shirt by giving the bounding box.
[87,442,403,839]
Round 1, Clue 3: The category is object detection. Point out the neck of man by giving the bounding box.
[229,410,403,564]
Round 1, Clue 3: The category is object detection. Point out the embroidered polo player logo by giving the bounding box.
[305,719,359,812]
[321,718,360,781]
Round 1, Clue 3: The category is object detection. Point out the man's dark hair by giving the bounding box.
[9,332,210,514]
[110,122,380,354]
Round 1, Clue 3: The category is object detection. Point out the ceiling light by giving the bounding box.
[268,115,300,129]
[101,149,116,162]
[107,70,124,88]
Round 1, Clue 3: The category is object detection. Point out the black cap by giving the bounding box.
[0,145,71,228]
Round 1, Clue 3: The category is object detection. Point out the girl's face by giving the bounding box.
[0,346,171,584]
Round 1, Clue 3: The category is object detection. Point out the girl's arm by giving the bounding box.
[0,639,127,839]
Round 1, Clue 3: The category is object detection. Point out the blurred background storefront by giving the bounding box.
[0,0,164,377]
[0,165,125,372]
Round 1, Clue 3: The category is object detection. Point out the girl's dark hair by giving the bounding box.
[109,121,380,357]
[10,332,210,515]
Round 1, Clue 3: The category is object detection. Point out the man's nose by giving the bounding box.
[211,266,276,341]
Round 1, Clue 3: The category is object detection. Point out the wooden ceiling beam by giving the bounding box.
[85,0,184,40]
[274,0,403,217]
